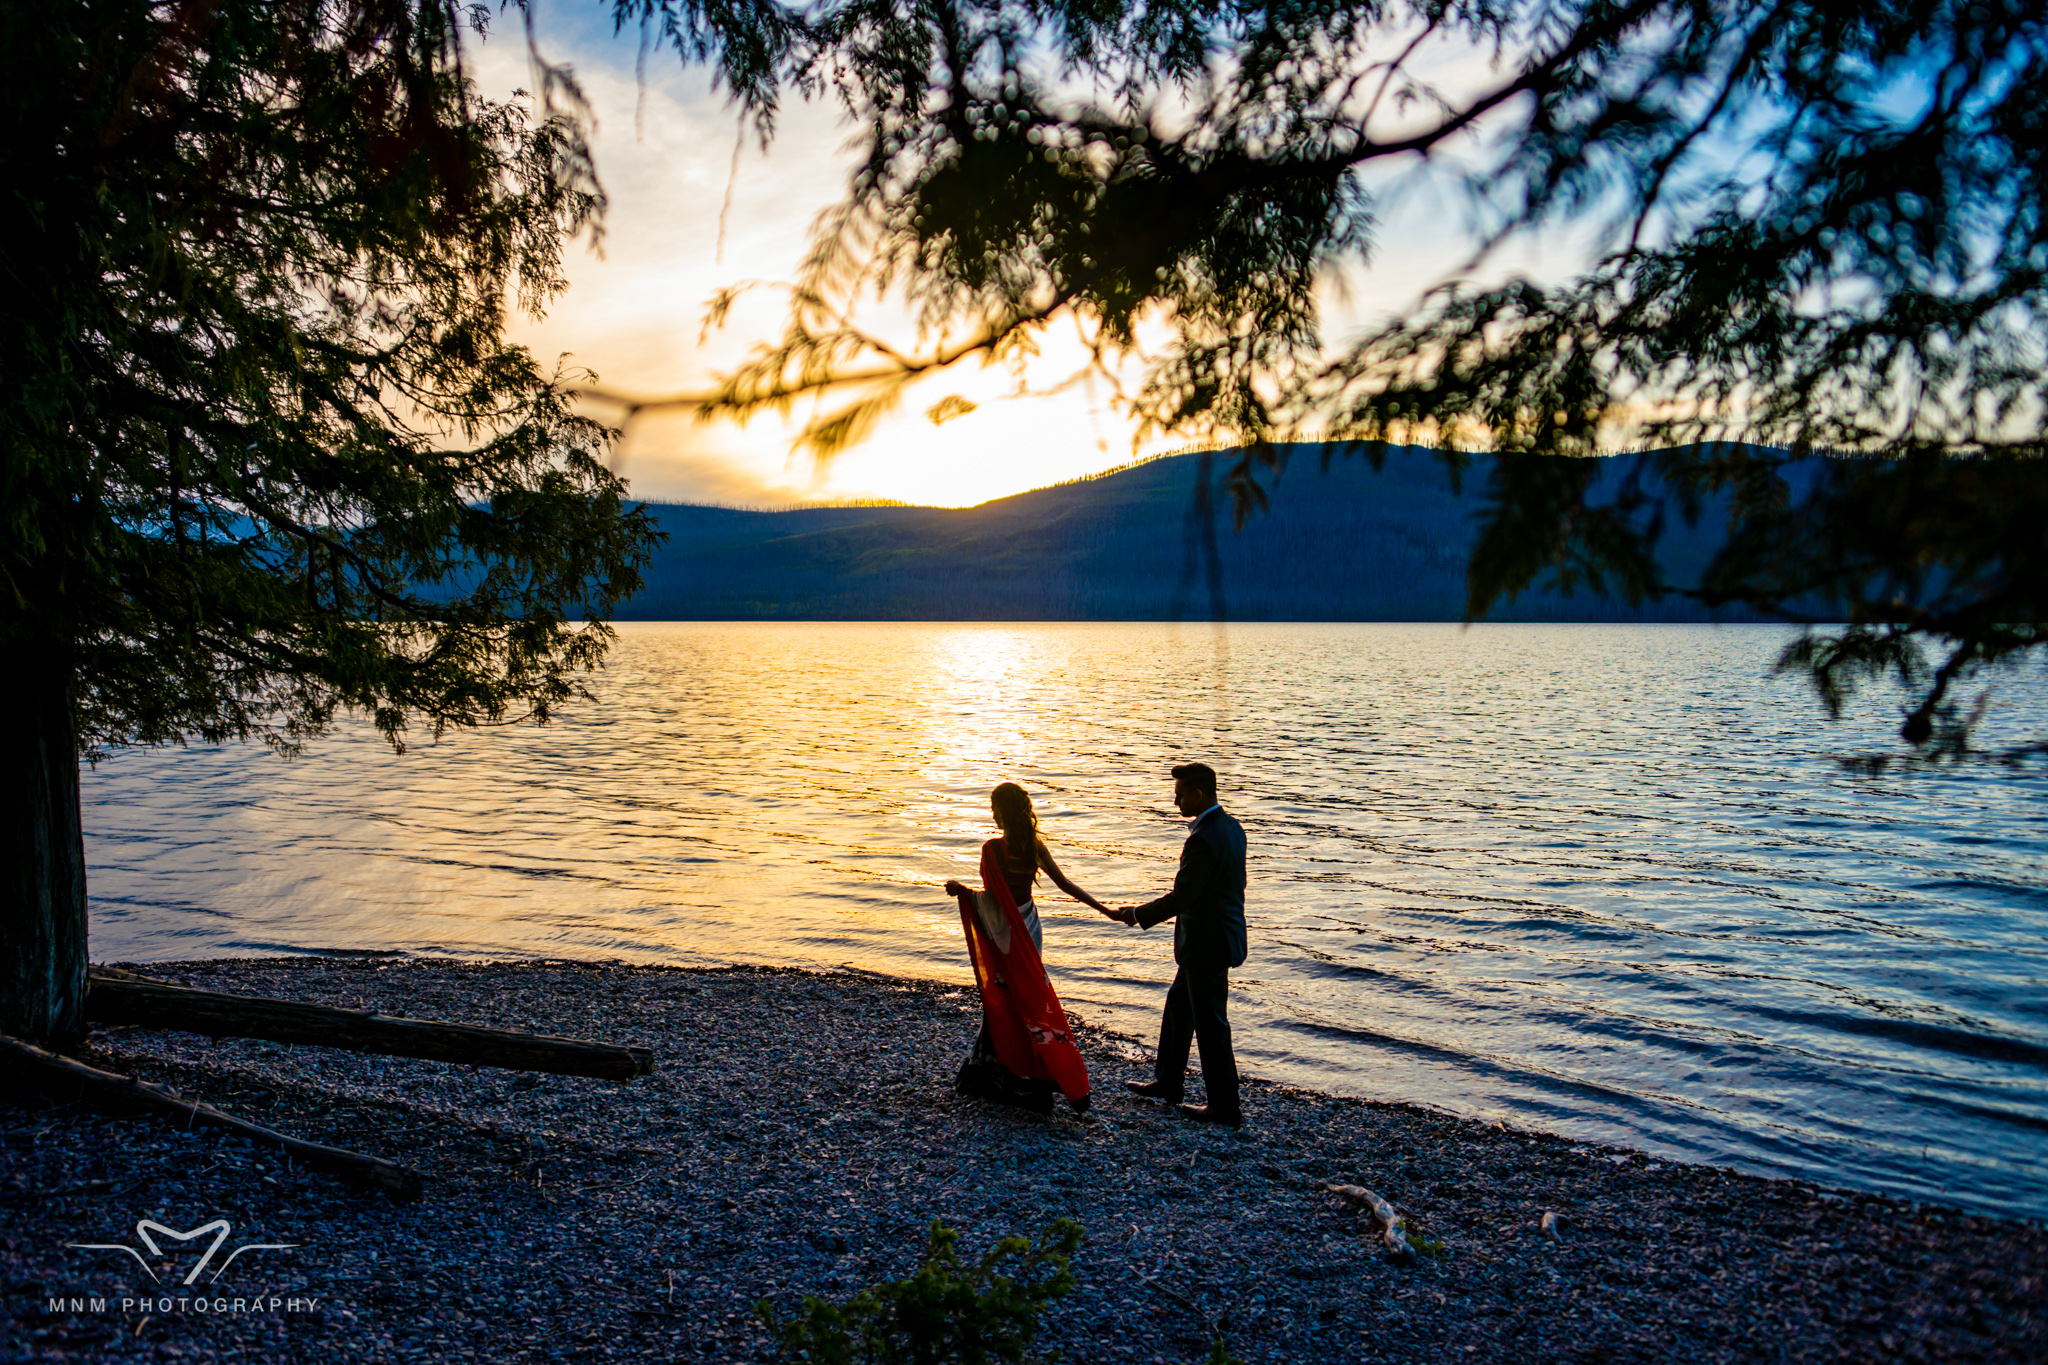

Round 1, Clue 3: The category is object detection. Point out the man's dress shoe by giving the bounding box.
[1124,1080,1184,1102]
[1177,1103,1243,1128]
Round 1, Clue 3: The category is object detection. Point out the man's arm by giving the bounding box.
[1131,836,1220,930]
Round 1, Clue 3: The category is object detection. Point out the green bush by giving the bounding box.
[757,1219,1083,1365]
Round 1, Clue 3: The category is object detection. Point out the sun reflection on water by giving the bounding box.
[79,621,2048,1221]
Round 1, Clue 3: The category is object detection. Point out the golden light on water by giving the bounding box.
[922,630,1052,775]
[82,623,2048,1219]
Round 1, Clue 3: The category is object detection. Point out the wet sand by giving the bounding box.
[4,956,2043,1363]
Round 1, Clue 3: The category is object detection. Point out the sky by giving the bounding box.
[469,6,1596,508]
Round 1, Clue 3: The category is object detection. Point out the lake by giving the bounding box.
[82,622,2048,1219]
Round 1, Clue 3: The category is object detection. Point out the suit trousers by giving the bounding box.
[1153,962,1239,1115]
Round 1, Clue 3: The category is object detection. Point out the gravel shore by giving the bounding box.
[4,956,2043,1364]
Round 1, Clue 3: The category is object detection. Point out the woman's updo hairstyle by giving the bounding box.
[990,782,1037,860]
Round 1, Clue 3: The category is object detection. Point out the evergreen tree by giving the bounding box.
[0,1,661,1040]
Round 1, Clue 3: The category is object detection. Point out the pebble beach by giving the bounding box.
[4,956,2044,1363]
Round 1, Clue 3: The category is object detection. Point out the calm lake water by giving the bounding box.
[83,623,2048,1219]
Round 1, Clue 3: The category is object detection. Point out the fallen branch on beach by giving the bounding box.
[0,1034,422,1200]
[1134,1265,1214,1327]
[1321,1182,1415,1260]
[87,968,655,1081]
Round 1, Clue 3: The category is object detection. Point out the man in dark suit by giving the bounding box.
[1117,762,1248,1126]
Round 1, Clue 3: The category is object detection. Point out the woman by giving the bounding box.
[944,783,1116,1115]
[945,783,1119,945]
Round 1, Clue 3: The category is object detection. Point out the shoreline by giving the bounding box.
[5,956,2043,1363]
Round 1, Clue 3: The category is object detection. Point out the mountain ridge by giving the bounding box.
[620,445,1771,622]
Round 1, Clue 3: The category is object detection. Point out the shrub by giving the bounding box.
[757,1219,1083,1364]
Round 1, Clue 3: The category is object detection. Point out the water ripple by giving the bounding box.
[81,622,2048,1219]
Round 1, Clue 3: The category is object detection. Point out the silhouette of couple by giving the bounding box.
[944,764,1248,1127]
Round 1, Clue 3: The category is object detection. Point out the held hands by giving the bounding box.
[953,879,1136,925]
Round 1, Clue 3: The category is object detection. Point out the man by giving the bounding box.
[1117,762,1248,1127]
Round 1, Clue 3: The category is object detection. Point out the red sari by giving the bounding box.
[954,838,1091,1109]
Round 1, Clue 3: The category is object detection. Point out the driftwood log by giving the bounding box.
[0,1034,421,1200]
[86,969,655,1080]
[1321,1182,1415,1260]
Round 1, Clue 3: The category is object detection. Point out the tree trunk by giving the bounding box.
[0,655,87,1042]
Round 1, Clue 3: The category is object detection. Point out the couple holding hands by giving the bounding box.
[943,764,1247,1127]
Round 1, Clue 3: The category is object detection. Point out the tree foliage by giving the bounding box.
[620,0,2046,756]
[4,0,660,758]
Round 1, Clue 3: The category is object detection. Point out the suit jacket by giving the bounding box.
[1135,807,1248,969]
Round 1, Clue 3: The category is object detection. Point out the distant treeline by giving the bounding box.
[621,445,1773,622]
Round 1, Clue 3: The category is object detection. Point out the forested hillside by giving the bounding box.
[622,446,1769,621]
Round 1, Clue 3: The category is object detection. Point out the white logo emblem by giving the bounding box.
[70,1220,300,1286]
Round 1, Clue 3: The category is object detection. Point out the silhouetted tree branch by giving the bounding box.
[621,0,2045,759]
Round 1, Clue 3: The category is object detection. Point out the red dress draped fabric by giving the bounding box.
[955,838,1091,1106]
